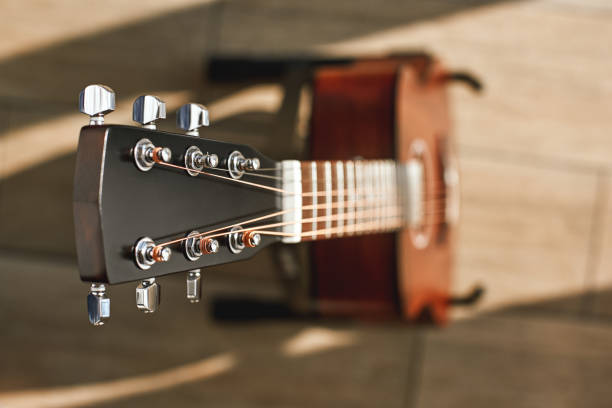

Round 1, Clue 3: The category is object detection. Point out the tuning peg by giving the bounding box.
[177,103,209,137]
[133,95,166,129]
[239,157,261,171]
[186,270,202,303]
[134,237,172,269]
[243,231,261,248]
[228,151,261,179]
[136,278,161,313]
[79,84,115,125]
[87,283,110,325]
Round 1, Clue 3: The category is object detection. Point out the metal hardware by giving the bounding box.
[227,227,260,253]
[134,138,172,172]
[228,150,260,179]
[243,230,261,248]
[184,231,203,261]
[87,283,110,326]
[79,84,115,125]
[177,103,209,136]
[186,270,202,303]
[204,153,219,168]
[184,231,219,261]
[134,237,171,270]
[185,146,218,176]
[228,226,245,254]
[133,95,166,129]
[185,146,204,176]
[241,158,260,171]
[201,237,220,254]
[136,278,161,313]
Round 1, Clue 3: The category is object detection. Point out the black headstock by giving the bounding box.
[73,124,281,285]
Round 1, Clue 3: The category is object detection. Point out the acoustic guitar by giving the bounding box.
[74,55,469,326]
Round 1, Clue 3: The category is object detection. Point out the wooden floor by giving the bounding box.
[1,254,612,408]
[0,0,611,406]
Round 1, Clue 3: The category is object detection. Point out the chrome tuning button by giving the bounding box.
[133,95,166,129]
[177,103,209,137]
[133,138,172,172]
[134,237,172,270]
[186,270,202,303]
[79,84,115,125]
[136,278,161,313]
[87,283,110,326]
[228,151,261,179]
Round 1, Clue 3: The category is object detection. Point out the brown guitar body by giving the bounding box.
[309,56,454,324]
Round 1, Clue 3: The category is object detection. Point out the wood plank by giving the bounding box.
[322,1,612,167]
[419,314,612,408]
[453,154,597,318]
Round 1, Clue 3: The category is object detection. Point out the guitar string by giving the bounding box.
[153,197,392,247]
[152,160,448,247]
[153,183,447,247]
[200,206,448,241]
[200,212,449,242]
[156,161,287,193]
[199,205,405,240]
[153,184,447,245]
[156,161,448,198]
[203,166,282,180]
[157,203,445,247]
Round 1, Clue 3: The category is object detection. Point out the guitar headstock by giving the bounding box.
[75,85,282,325]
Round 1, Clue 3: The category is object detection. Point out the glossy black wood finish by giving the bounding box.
[73,125,280,284]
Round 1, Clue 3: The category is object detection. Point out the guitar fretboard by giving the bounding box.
[279,159,424,243]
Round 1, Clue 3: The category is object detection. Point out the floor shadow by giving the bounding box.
[0,0,516,129]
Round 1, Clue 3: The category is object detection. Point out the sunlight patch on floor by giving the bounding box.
[282,327,358,357]
[0,352,236,408]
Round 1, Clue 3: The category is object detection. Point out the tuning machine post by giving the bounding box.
[228,226,261,254]
[184,146,218,176]
[133,138,172,172]
[228,151,261,179]
[134,237,172,270]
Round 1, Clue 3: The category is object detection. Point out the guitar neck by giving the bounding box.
[276,159,425,243]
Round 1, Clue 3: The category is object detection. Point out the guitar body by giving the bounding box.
[309,56,455,324]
